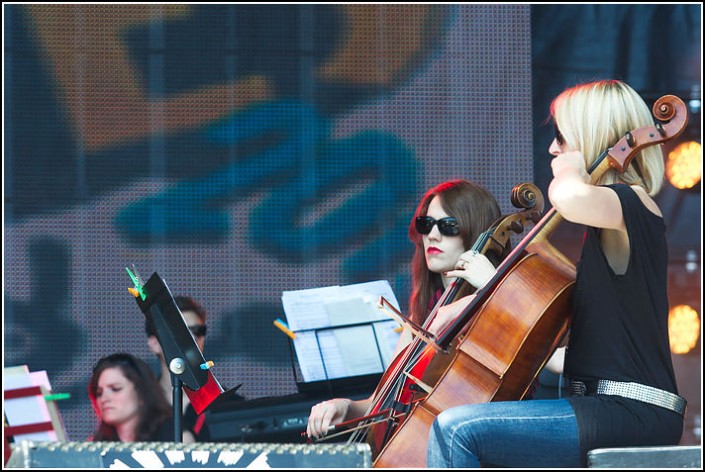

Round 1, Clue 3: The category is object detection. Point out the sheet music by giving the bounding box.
[281,280,402,383]
[281,285,342,332]
[4,365,64,442]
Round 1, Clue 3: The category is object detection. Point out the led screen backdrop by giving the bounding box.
[4,4,533,441]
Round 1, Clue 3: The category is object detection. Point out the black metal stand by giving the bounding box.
[171,372,184,443]
[127,269,225,439]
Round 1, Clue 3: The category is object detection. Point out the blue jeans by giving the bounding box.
[427,399,583,468]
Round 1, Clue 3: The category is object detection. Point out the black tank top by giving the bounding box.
[564,184,682,460]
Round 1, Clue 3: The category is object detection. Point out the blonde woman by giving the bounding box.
[427,80,685,468]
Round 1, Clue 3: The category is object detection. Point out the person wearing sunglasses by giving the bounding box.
[307,179,503,439]
[427,80,686,468]
[411,180,505,337]
[145,295,211,442]
[88,353,173,441]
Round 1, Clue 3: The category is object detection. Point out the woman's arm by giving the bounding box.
[548,151,625,231]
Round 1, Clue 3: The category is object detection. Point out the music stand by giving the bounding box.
[126,267,225,442]
[288,320,392,397]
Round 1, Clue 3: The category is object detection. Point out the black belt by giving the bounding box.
[568,379,687,416]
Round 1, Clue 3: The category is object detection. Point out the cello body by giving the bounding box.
[374,240,575,467]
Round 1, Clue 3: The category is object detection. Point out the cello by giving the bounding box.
[370,94,689,467]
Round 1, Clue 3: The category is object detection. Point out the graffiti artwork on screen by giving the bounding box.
[5,4,463,440]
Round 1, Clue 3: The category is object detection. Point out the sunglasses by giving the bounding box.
[415,216,460,236]
[188,325,207,338]
[554,123,565,146]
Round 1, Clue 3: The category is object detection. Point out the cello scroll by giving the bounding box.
[474,183,544,263]
[590,94,688,177]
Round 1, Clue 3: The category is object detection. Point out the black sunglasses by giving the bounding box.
[554,123,565,146]
[415,216,460,236]
[188,325,207,338]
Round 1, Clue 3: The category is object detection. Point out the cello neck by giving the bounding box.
[530,207,561,244]
[421,229,498,330]
[436,204,564,349]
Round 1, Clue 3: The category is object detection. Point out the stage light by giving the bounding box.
[668,304,700,354]
[665,141,702,190]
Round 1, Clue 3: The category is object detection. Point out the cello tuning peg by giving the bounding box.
[625,131,636,147]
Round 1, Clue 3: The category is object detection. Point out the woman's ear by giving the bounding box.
[147,335,163,357]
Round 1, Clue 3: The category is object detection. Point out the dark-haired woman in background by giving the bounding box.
[88,353,173,442]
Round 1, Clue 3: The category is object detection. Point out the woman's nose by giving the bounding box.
[548,138,561,156]
[428,225,442,240]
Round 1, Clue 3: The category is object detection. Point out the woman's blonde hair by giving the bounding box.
[550,80,664,195]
